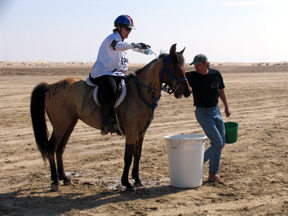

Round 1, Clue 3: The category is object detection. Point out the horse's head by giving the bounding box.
[160,44,191,98]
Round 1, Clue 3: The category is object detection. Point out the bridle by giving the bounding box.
[125,54,188,135]
[160,55,188,94]
[126,54,187,108]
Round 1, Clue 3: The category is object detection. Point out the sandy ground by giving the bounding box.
[0,62,288,216]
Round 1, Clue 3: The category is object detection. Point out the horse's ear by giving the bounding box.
[180,47,186,54]
[170,44,177,56]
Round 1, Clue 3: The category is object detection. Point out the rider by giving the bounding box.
[89,15,149,135]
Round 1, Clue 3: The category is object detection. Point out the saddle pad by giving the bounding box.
[85,77,126,109]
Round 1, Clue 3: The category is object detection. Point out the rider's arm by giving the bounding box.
[219,89,231,117]
[111,39,133,51]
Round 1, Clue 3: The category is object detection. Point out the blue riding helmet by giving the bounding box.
[114,15,136,29]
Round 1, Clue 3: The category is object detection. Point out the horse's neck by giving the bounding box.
[137,60,162,99]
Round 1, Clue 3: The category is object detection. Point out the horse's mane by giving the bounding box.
[127,50,184,78]
[128,52,166,78]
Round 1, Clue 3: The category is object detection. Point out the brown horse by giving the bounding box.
[30,44,191,191]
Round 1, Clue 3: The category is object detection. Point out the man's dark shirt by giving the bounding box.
[186,68,225,108]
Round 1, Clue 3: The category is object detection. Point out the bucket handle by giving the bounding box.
[226,117,230,129]
[171,141,180,148]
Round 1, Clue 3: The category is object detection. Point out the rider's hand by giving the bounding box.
[139,43,150,49]
[132,43,150,49]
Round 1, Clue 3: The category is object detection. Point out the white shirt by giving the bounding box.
[90,32,133,78]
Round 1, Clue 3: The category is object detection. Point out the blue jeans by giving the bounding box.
[195,106,225,174]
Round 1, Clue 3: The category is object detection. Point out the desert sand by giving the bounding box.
[0,61,287,215]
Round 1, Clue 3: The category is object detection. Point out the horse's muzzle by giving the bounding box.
[174,88,190,99]
[183,89,191,98]
[173,83,191,98]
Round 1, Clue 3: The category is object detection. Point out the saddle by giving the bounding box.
[85,77,127,108]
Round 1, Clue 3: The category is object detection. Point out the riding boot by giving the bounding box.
[101,100,118,135]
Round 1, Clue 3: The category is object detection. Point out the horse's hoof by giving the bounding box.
[126,186,136,193]
[127,187,136,193]
[51,183,60,192]
[134,182,143,187]
[64,180,72,186]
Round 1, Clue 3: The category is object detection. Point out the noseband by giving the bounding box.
[160,55,188,94]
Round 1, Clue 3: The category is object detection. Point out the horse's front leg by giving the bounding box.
[121,143,135,191]
[132,134,144,185]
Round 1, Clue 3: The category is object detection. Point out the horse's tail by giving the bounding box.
[30,82,50,161]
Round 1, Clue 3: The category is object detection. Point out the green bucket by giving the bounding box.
[224,122,239,144]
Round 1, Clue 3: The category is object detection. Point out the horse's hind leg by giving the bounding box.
[46,123,71,191]
[132,134,144,185]
[56,119,78,185]
[47,132,63,191]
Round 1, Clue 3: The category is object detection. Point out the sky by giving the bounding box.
[0,0,288,64]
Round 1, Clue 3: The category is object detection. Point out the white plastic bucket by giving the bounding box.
[164,134,207,188]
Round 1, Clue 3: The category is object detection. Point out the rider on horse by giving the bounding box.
[89,15,149,135]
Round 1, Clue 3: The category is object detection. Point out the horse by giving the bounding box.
[30,44,191,192]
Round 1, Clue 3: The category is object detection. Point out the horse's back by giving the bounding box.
[45,77,83,104]
[44,77,101,129]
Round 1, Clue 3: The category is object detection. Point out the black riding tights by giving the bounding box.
[89,75,121,102]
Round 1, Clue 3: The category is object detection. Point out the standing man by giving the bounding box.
[186,54,231,183]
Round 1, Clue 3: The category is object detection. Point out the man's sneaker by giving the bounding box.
[208,173,224,184]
